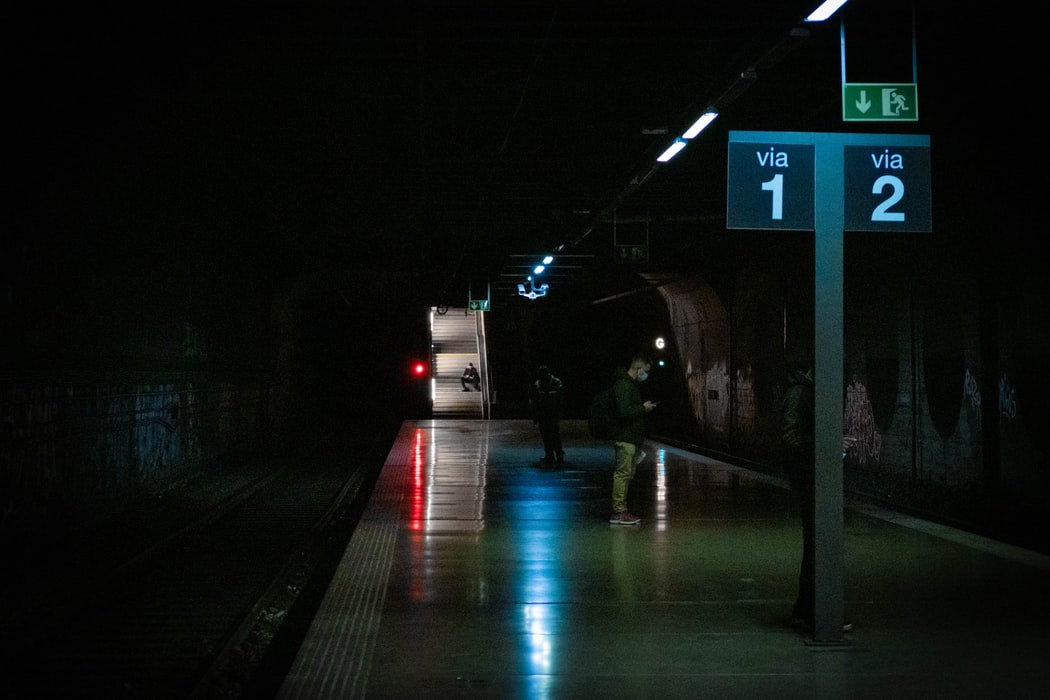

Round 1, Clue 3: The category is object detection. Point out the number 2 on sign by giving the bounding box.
[871,175,905,222]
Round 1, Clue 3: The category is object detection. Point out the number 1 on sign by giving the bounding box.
[762,173,783,220]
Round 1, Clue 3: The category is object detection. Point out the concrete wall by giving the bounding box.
[1,376,272,534]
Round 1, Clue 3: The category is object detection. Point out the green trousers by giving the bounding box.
[611,441,640,512]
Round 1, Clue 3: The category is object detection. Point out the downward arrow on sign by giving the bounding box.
[854,89,871,113]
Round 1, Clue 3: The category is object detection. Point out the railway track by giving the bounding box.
[2,430,391,699]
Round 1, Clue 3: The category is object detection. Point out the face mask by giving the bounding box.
[636,369,649,382]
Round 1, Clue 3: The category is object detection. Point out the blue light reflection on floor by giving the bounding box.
[512,481,566,696]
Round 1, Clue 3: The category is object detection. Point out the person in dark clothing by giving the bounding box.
[529,365,565,464]
[781,363,855,632]
[461,362,481,391]
[608,354,658,524]
[781,364,816,625]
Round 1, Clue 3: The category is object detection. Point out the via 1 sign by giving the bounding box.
[726,142,815,230]
[726,131,931,233]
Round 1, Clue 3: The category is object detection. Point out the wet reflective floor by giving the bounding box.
[278,420,1050,699]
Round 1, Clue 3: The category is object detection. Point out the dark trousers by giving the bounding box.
[791,479,816,620]
[537,417,563,460]
[784,448,815,621]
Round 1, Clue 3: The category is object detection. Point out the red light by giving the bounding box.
[412,362,426,377]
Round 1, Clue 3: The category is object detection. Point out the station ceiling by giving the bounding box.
[10,2,1028,314]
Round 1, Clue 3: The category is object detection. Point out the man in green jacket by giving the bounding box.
[609,353,658,525]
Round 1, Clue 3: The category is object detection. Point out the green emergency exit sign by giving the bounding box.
[843,83,918,122]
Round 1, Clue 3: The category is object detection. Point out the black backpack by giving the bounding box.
[587,385,618,439]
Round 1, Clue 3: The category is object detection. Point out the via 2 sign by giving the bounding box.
[843,145,931,232]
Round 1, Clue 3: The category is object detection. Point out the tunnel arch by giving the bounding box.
[652,274,730,445]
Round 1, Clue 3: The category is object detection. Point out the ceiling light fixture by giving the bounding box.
[656,138,687,163]
[518,276,549,300]
[682,110,718,139]
[805,0,848,22]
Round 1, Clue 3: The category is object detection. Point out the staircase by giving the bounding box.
[430,307,488,418]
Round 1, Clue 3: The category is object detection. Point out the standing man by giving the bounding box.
[529,365,565,465]
[781,362,855,632]
[781,363,816,626]
[609,353,657,525]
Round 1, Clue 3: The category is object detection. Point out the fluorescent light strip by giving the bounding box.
[682,111,718,139]
[656,139,687,163]
[805,0,848,22]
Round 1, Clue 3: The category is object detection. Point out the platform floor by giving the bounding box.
[276,419,1050,699]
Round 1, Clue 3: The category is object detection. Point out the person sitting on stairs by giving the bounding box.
[461,362,481,391]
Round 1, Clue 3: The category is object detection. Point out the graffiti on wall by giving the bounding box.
[705,362,731,431]
[683,359,730,434]
[1,380,267,526]
[844,377,882,465]
[963,368,981,428]
[733,365,756,434]
[961,368,1017,426]
[999,373,1016,422]
[697,361,730,432]
[132,384,182,482]
[685,359,705,428]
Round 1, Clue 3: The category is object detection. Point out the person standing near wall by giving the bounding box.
[609,353,658,525]
[781,362,855,632]
[529,365,565,465]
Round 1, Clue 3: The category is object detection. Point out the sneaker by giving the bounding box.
[609,511,641,525]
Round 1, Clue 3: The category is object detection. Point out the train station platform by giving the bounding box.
[275,419,1050,699]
